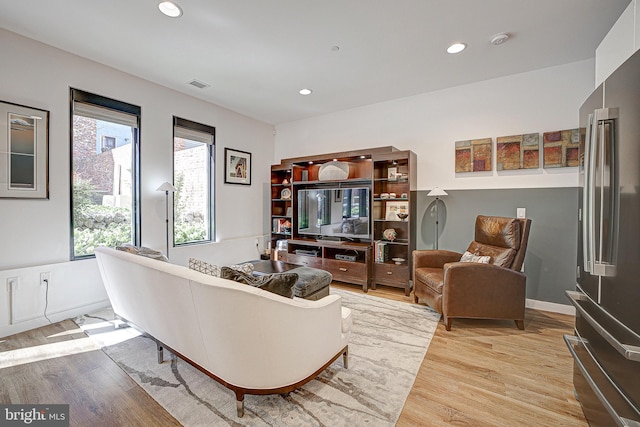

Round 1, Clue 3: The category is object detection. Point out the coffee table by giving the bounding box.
[250,260,332,300]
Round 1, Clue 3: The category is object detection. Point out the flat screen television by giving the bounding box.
[297,187,370,240]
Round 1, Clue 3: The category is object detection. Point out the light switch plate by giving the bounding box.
[517,208,526,218]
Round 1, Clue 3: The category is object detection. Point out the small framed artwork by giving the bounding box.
[385,201,408,220]
[224,148,251,185]
[0,100,49,199]
[387,166,398,181]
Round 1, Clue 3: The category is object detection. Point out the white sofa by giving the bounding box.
[94,246,351,417]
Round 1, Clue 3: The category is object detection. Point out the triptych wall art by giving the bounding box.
[455,128,582,173]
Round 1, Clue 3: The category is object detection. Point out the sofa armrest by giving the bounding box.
[413,250,462,269]
[442,262,526,318]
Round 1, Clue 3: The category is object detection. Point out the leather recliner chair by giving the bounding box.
[412,215,532,331]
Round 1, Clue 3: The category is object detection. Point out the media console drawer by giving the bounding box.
[286,253,322,269]
[323,259,367,284]
[373,263,409,286]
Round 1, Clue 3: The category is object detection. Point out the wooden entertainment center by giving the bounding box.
[270,147,416,295]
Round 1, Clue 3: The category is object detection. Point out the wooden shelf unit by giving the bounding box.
[270,147,416,294]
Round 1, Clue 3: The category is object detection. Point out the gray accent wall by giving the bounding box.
[415,187,579,305]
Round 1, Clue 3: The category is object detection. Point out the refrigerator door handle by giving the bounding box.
[566,291,640,362]
[586,112,598,273]
[564,335,640,427]
[592,107,619,277]
[583,112,594,273]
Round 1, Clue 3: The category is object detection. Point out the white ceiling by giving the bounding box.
[0,0,630,125]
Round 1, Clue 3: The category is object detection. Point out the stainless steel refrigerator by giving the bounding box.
[564,49,640,426]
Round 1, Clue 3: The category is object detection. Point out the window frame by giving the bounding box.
[172,116,216,247]
[69,88,141,260]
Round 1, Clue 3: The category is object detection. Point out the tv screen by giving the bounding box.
[297,187,370,240]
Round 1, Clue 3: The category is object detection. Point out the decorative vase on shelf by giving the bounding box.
[382,228,397,241]
[397,212,409,221]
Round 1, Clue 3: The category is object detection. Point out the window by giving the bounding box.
[173,117,215,245]
[70,89,141,259]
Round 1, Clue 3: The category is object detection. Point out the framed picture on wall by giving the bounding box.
[0,100,49,199]
[224,148,251,185]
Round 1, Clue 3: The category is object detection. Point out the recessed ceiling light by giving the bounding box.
[299,88,313,95]
[159,1,182,18]
[446,43,466,54]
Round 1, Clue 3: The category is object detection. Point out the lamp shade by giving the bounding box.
[156,181,177,192]
[427,187,448,197]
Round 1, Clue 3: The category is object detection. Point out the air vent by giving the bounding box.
[188,79,210,89]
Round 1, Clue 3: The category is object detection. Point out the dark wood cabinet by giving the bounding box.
[270,146,416,293]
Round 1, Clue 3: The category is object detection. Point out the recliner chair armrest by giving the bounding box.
[413,250,462,269]
[442,262,526,317]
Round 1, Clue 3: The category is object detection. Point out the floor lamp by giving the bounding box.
[427,187,448,249]
[157,182,177,257]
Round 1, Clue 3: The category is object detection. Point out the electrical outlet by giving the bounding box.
[516,208,526,218]
[40,272,50,286]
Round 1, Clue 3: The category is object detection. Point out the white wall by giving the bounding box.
[0,29,274,337]
[596,0,638,85]
[275,59,595,191]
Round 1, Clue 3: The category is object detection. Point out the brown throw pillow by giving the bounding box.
[220,267,298,299]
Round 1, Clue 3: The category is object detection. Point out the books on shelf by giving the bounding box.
[374,241,388,263]
[272,217,292,234]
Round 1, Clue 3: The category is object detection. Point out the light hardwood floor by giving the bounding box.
[333,282,587,427]
[0,283,586,426]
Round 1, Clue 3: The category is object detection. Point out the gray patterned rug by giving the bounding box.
[75,289,440,426]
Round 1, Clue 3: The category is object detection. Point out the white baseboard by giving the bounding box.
[0,299,111,339]
[526,298,575,316]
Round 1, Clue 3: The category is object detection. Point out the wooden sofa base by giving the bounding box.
[119,316,349,418]
[156,339,349,417]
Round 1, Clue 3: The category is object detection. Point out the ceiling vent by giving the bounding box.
[188,79,210,89]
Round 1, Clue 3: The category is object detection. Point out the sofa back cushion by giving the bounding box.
[188,258,254,277]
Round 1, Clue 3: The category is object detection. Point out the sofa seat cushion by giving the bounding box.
[341,306,353,334]
[414,267,444,293]
[220,267,298,298]
[289,267,332,298]
[466,241,516,268]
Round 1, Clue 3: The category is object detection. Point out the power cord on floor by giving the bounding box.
[43,278,52,324]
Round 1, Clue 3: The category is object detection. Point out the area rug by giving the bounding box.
[75,289,440,426]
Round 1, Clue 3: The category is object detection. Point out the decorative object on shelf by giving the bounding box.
[427,187,448,249]
[282,178,289,184]
[389,192,397,199]
[385,201,408,221]
[0,100,49,199]
[318,160,349,181]
[156,181,178,257]
[281,188,292,199]
[392,257,405,265]
[455,138,492,172]
[400,193,408,199]
[224,148,251,185]
[397,212,409,221]
[301,170,309,181]
[496,133,540,170]
[543,128,581,168]
[382,228,397,241]
[380,192,390,199]
[387,166,398,181]
[286,206,293,217]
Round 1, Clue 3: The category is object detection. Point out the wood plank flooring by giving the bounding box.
[333,282,587,427]
[0,283,586,426]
